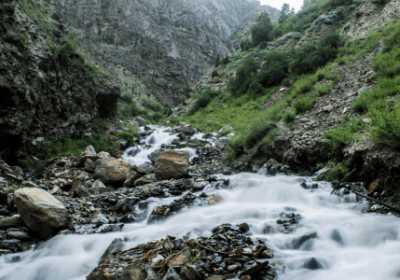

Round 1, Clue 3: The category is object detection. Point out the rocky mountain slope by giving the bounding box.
[50,0,279,107]
[0,0,120,163]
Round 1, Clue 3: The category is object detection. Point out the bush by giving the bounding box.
[228,57,260,96]
[33,123,119,159]
[292,94,317,114]
[323,116,365,150]
[116,131,138,147]
[316,161,349,182]
[325,72,340,83]
[369,103,400,148]
[283,110,296,124]
[220,55,230,65]
[187,88,220,115]
[211,70,219,78]
[251,12,273,46]
[316,84,331,95]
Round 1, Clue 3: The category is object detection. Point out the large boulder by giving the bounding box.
[176,125,195,136]
[95,157,132,185]
[134,116,147,126]
[154,150,189,180]
[14,188,74,239]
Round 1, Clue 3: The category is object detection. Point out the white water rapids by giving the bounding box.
[1,126,400,280]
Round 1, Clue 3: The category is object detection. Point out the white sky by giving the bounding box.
[259,0,304,12]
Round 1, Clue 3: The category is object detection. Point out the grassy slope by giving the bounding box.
[174,0,400,165]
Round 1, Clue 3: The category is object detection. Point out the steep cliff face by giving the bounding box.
[0,0,120,162]
[50,0,279,107]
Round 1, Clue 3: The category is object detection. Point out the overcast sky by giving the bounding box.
[259,0,304,12]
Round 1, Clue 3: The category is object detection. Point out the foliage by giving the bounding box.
[283,110,296,125]
[323,116,366,150]
[316,84,331,95]
[228,57,260,96]
[116,131,138,147]
[211,70,219,78]
[369,101,400,148]
[292,94,318,114]
[187,88,220,116]
[251,12,273,46]
[316,161,349,182]
[217,129,234,138]
[33,123,119,159]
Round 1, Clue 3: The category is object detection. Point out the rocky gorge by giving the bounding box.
[1,122,399,280]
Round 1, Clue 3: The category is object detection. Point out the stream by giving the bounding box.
[1,126,400,280]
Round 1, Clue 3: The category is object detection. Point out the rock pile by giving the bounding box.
[87,223,276,280]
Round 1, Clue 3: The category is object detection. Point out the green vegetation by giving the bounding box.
[187,88,220,116]
[316,84,331,95]
[116,131,138,147]
[323,116,366,150]
[316,161,349,182]
[211,70,219,78]
[118,94,170,124]
[292,94,318,114]
[251,12,273,46]
[325,19,400,149]
[32,123,120,159]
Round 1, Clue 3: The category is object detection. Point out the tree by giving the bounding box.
[215,54,220,67]
[251,12,273,46]
[279,3,291,23]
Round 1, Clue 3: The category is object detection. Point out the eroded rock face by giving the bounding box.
[14,188,74,239]
[95,158,132,185]
[51,0,278,107]
[0,0,120,161]
[154,150,189,180]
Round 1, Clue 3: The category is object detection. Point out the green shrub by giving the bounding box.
[369,102,400,148]
[187,88,220,115]
[316,84,331,95]
[33,123,119,159]
[316,161,349,182]
[283,110,296,124]
[211,70,219,78]
[228,57,260,96]
[325,72,340,83]
[292,94,317,114]
[323,116,365,150]
[116,131,137,146]
[220,55,230,65]
[217,129,234,138]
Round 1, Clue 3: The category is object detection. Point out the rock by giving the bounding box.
[148,151,162,163]
[239,260,269,277]
[177,125,195,136]
[155,150,189,180]
[83,145,96,156]
[0,215,24,228]
[6,230,30,240]
[89,213,108,224]
[237,222,250,233]
[162,268,182,280]
[134,117,147,126]
[97,152,111,160]
[74,184,92,198]
[312,168,330,181]
[208,194,223,205]
[168,248,191,267]
[84,159,97,172]
[127,146,141,157]
[100,238,124,263]
[215,138,228,150]
[14,188,74,239]
[304,257,322,270]
[261,249,273,258]
[91,179,108,194]
[292,232,317,249]
[135,174,157,187]
[180,264,204,280]
[218,125,233,135]
[113,197,140,213]
[94,157,132,185]
[123,169,140,188]
[137,162,155,174]
[367,180,380,195]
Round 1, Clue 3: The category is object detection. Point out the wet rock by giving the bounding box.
[134,117,147,126]
[292,232,317,249]
[237,222,250,233]
[0,215,24,228]
[208,194,223,205]
[113,197,140,213]
[91,180,108,194]
[155,150,189,180]
[100,238,124,263]
[239,260,270,277]
[137,162,155,174]
[89,213,108,224]
[331,229,343,245]
[176,125,195,136]
[84,159,96,172]
[127,146,141,157]
[312,168,330,181]
[304,257,322,270]
[367,180,380,195]
[148,151,162,163]
[123,169,140,188]
[94,157,131,185]
[6,229,30,240]
[135,174,157,187]
[14,188,74,239]
[162,268,182,280]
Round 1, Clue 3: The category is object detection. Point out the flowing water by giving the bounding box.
[1,127,400,280]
